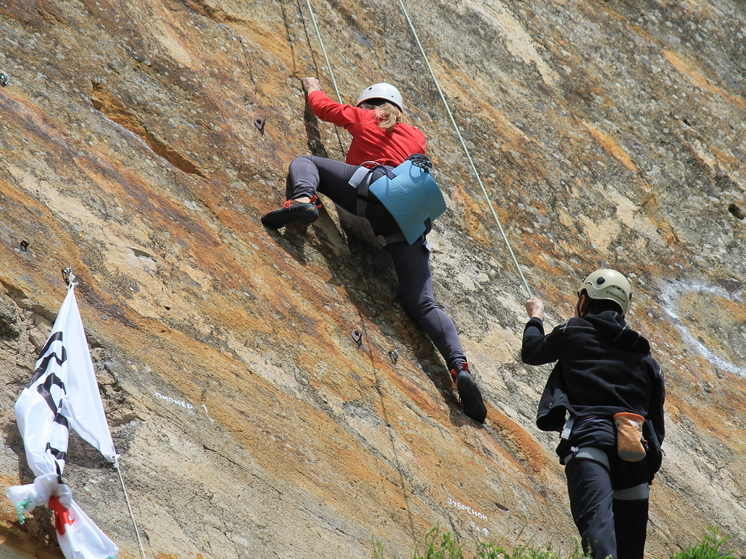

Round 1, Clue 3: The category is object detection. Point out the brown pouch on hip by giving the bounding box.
[614,412,647,462]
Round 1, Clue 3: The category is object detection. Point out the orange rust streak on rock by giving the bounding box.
[488,406,554,475]
[583,121,637,172]
[91,82,206,177]
[662,50,746,109]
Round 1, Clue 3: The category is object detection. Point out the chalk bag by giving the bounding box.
[614,412,647,462]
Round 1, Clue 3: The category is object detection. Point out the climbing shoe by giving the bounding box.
[450,363,487,424]
[261,197,321,229]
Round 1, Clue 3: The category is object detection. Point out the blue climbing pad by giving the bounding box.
[369,159,447,244]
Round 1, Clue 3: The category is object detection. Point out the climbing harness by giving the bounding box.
[561,414,651,501]
[563,447,650,500]
[563,446,609,468]
[394,0,533,298]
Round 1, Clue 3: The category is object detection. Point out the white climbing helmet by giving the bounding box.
[356,83,404,112]
[578,269,632,314]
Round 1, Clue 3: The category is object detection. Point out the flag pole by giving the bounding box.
[63,268,147,559]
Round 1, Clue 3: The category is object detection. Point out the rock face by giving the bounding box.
[0,0,744,557]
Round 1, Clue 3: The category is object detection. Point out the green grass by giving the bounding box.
[372,527,743,559]
[671,529,741,559]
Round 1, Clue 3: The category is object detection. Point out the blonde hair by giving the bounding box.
[373,102,402,131]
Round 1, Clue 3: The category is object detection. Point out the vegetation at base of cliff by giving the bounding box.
[372,527,744,559]
[670,529,744,559]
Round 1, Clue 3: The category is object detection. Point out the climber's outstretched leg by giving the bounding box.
[387,239,487,423]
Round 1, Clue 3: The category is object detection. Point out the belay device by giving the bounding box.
[368,154,447,244]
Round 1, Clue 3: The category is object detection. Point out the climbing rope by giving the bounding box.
[395,0,533,299]
[114,460,147,559]
[297,0,532,298]
[295,4,419,539]
[303,0,342,102]
[299,0,346,156]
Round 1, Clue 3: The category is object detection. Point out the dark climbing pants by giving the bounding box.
[565,457,649,559]
[287,155,467,371]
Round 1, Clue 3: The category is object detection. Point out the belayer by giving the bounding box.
[522,269,665,559]
[261,77,487,423]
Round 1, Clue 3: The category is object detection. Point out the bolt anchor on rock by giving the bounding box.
[351,329,362,346]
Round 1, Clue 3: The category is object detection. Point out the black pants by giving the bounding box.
[565,457,649,559]
[287,155,467,371]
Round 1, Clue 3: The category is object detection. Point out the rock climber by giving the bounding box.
[261,77,487,424]
[521,269,665,559]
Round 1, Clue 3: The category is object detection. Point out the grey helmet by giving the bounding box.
[356,83,404,112]
[579,269,632,315]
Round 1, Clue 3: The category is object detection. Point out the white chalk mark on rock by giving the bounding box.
[659,281,746,377]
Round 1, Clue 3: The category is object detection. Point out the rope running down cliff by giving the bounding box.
[299,0,346,157]
[298,2,421,540]
[299,0,532,298]
[301,0,532,299]
[395,0,532,299]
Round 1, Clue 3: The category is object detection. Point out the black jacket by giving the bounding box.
[522,311,665,469]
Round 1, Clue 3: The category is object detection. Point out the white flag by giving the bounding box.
[6,284,119,559]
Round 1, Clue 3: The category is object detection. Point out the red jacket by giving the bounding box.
[308,90,427,167]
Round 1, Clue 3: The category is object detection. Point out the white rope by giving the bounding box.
[304,0,343,104]
[114,460,147,559]
[302,0,347,157]
[300,0,532,297]
[395,0,533,299]
[297,5,416,537]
